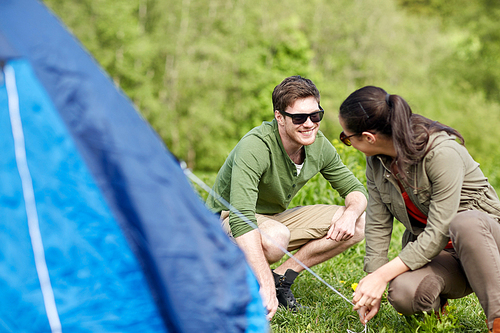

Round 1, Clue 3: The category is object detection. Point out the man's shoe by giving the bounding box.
[273,269,306,311]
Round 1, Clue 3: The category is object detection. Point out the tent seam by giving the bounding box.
[5,63,63,333]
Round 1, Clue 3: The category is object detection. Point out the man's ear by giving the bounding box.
[364,131,377,144]
[275,110,285,125]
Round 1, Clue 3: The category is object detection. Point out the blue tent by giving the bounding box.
[0,1,267,332]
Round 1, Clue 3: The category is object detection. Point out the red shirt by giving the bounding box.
[402,191,454,249]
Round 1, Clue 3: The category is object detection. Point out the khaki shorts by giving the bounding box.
[220,204,342,251]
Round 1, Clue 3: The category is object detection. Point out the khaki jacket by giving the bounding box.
[364,132,500,273]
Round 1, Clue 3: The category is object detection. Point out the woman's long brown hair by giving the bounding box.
[339,86,464,176]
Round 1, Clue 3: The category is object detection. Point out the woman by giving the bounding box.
[338,86,500,332]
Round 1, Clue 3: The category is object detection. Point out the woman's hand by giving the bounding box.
[352,257,410,324]
[352,272,387,314]
[356,300,381,324]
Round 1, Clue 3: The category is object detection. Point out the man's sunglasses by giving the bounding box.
[279,107,324,125]
[339,131,358,146]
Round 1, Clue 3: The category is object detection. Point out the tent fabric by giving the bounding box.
[0,1,268,332]
[0,32,19,60]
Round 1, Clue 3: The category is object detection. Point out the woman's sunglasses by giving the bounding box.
[340,131,375,146]
[339,131,358,146]
[279,107,324,125]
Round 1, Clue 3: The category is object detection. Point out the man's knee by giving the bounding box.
[388,273,444,315]
[260,221,290,263]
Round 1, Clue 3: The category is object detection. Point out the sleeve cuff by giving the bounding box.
[364,257,389,273]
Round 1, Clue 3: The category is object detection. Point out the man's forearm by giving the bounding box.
[344,191,368,218]
[235,229,275,292]
[235,229,279,318]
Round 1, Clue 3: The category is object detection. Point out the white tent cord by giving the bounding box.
[4,64,63,333]
[182,164,367,333]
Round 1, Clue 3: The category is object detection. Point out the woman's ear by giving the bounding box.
[363,131,377,144]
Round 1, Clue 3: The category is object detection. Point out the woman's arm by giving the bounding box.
[353,257,409,323]
[364,157,395,273]
[399,144,465,270]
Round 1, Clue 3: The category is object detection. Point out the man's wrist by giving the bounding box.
[341,207,361,222]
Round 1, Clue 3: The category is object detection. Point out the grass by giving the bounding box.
[268,240,486,333]
[190,140,489,333]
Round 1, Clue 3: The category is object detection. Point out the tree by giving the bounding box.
[42,0,500,181]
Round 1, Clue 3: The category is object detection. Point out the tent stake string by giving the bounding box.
[5,64,63,333]
[183,165,367,333]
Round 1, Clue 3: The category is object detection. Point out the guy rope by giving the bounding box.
[182,163,367,333]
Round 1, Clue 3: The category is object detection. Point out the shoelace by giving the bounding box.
[277,276,292,289]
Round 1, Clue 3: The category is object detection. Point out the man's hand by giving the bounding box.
[260,284,279,320]
[327,191,367,242]
[326,206,356,241]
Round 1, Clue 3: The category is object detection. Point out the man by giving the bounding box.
[206,76,367,319]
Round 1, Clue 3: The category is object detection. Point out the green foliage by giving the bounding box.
[189,172,217,203]
[390,0,500,192]
[42,0,500,181]
[404,305,462,333]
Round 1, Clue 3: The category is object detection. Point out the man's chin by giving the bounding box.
[299,132,318,146]
[300,138,316,146]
